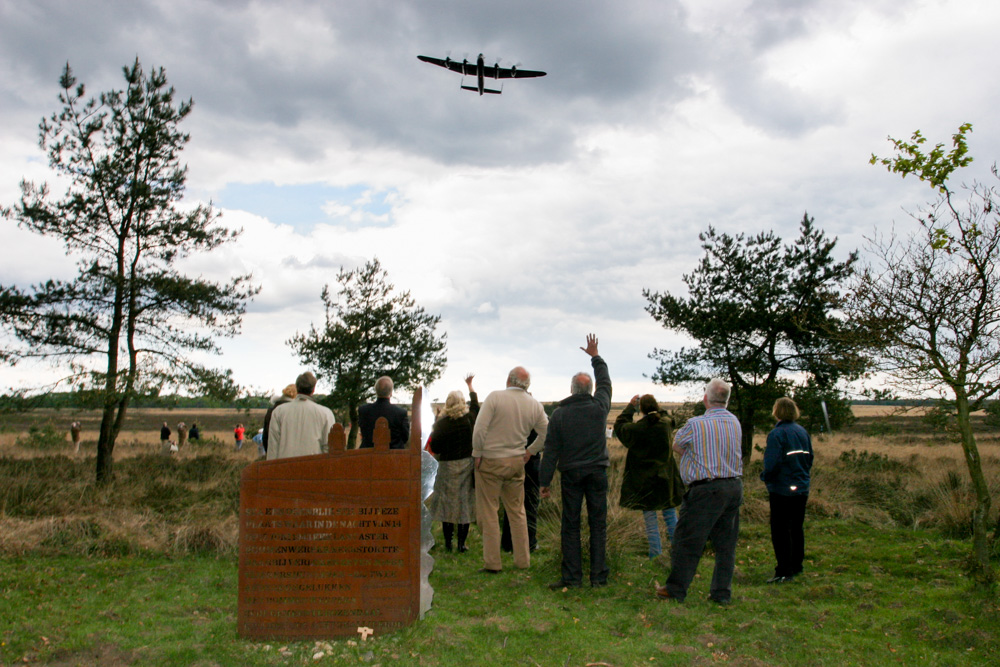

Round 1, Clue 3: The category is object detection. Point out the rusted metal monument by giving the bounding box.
[238,389,435,639]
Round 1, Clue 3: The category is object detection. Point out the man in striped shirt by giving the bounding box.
[655,378,743,604]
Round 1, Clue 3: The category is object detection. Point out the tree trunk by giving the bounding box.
[95,400,117,485]
[954,393,994,582]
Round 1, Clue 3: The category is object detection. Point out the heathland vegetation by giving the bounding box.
[1,405,998,665]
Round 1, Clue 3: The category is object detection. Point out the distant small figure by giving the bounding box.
[70,421,82,454]
[177,421,188,449]
[358,376,410,449]
[234,423,245,451]
[761,397,813,584]
[160,421,172,456]
[189,422,200,441]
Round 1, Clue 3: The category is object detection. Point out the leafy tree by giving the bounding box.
[644,214,862,463]
[288,258,447,447]
[0,60,258,483]
[852,123,997,580]
[791,379,855,434]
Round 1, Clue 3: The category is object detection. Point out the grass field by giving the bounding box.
[1,406,999,665]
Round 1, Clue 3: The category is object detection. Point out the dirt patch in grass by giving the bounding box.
[44,642,140,666]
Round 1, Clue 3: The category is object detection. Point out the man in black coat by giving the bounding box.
[539,334,612,589]
[358,376,410,449]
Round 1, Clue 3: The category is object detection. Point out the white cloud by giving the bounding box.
[2,0,1000,402]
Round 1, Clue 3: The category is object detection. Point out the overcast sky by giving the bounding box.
[2,0,1000,405]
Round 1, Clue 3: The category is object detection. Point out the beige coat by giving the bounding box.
[266,395,336,460]
[472,387,548,459]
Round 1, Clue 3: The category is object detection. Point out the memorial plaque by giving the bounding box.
[238,390,429,639]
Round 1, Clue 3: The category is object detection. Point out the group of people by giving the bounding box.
[157,420,200,455]
[259,334,814,603]
[425,334,815,603]
[263,371,411,460]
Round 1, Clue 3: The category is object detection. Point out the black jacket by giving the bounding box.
[359,397,410,449]
[539,355,612,487]
[429,392,479,461]
[614,403,685,510]
[761,420,813,495]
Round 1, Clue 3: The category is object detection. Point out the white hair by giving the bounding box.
[705,378,731,407]
[570,372,593,396]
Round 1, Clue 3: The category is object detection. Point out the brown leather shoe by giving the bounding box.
[654,583,676,600]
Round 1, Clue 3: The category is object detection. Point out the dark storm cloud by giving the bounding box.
[0,0,878,170]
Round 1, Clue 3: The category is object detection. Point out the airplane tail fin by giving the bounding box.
[460,85,502,94]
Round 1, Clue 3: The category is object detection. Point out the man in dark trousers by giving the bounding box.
[539,334,612,589]
[655,378,743,605]
[358,376,410,449]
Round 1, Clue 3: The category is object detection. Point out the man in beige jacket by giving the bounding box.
[267,371,336,460]
[472,366,548,573]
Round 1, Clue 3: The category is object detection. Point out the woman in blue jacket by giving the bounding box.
[761,397,813,583]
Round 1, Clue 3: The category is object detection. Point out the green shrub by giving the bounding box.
[793,383,856,433]
[838,449,912,472]
[15,423,67,449]
[921,406,952,432]
[863,420,899,437]
[983,400,1000,428]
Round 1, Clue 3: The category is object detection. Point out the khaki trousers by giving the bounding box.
[475,456,530,570]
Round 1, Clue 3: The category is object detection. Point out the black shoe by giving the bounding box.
[479,568,501,574]
[548,580,582,590]
[766,575,793,584]
[591,581,608,588]
[444,543,453,552]
[708,596,731,605]
[457,545,468,553]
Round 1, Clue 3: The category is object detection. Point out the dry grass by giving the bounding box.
[1,406,999,557]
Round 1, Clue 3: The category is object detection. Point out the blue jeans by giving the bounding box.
[642,507,678,558]
[559,465,609,586]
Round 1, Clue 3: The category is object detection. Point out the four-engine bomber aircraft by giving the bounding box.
[417,53,546,95]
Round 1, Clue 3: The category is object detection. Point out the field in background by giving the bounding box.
[1,405,999,665]
[1,404,998,556]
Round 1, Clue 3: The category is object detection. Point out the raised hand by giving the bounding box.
[580,333,599,357]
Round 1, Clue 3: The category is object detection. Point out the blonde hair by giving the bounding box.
[772,397,801,422]
[444,390,469,419]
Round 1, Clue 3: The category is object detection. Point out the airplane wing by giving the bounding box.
[492,67,546,80]
[417,55,476,76]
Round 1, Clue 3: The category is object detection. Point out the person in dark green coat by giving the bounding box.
[614,394,686,558]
